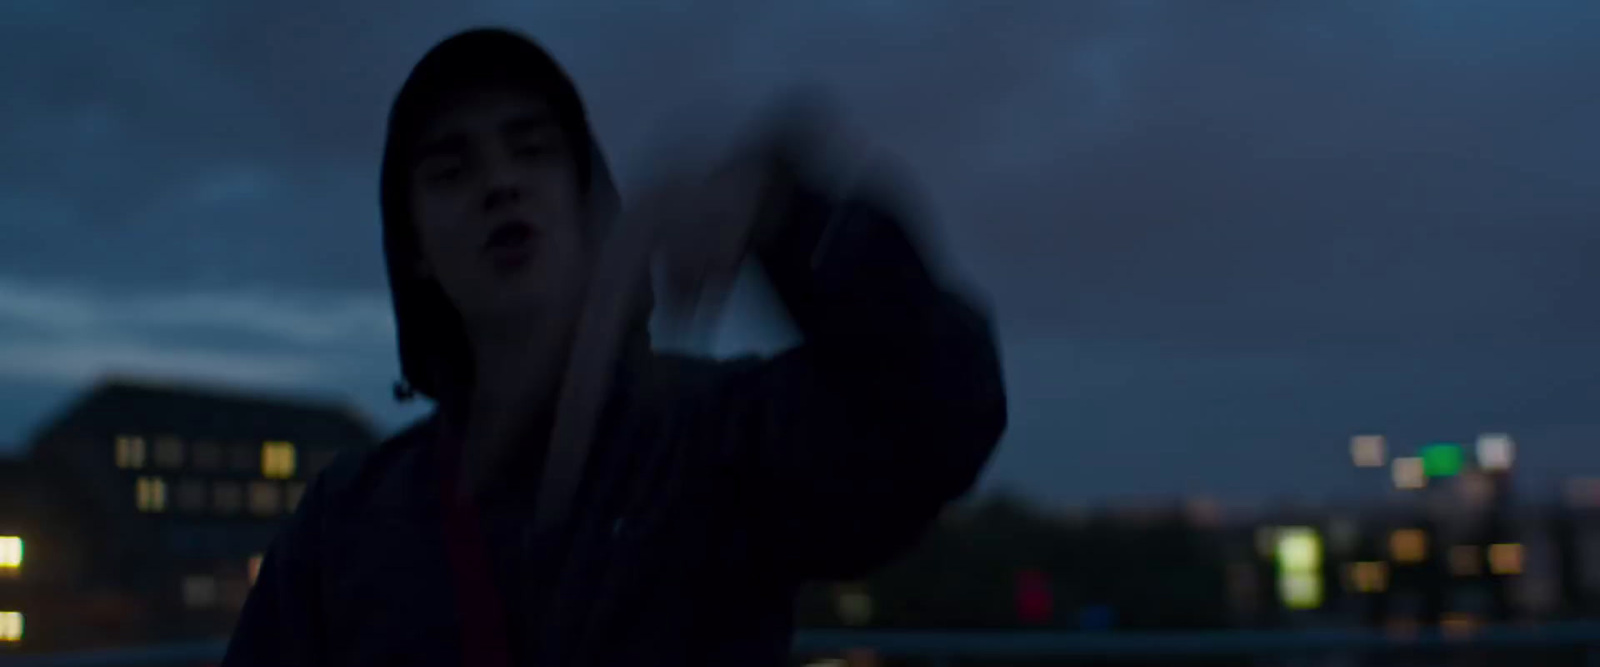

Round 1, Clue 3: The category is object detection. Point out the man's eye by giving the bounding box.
[423,164,465,184]
[513,143,555,158]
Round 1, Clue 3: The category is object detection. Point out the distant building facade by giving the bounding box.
[0,377,380,652]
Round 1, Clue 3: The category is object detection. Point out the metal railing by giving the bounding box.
[1,624,1599,666]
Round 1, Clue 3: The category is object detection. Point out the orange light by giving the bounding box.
[1488,543,1524,575]
[248,554,264,586]
[1391,529,1428,564]
[1346,561,1389,593]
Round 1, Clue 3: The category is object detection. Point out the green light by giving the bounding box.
[1422,443,1464,477]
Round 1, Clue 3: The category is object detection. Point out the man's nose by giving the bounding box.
[480,155,522,212]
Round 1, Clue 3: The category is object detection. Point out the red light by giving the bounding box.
[1015,570,1053,624]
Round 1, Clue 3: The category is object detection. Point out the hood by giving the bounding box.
[379,28,639,413]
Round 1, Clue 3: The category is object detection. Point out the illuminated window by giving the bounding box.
[286,483,306,512]
[1278,571,1322,611]
[0,537,20,570]
[248,554,264,586]
[182,575,217,609]
[1450,545,1483,576]
[1476,433,1515,472]
[1488,543,1524,575]
[154,436,184,468]
[1351,435,1386,468]
[1346,561,1389,593]
[213,482,242,515]
[0,611,21,642]
[115,435,146,469]
[248,482,282,516]
[136,477,167,513]
[1275,527,1323,610]
[261,441,296,479]
[191,441,222,470]
[1392,457,1426,490]
[1391,529,1428,564]
[176,479,207,513]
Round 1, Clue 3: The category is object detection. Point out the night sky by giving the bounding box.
[2,1,1597,507]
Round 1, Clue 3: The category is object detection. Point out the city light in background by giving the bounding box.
[1351,435,1386,468]
[1476,433,1516,472]
[0,536,20,572]
[1274,527,1323,611]
[1392,457,1426,491]
[0,611,21,643]
[1489,543,1525,576]
[1390,529,1428,564]
[1420,443,1463,478]
[1346,561,1389,594]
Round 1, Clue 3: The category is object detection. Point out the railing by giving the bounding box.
[1,624,1599,666]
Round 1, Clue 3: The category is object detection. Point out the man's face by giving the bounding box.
[407,85,587,328]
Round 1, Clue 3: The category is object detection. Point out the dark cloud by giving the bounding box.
[1,1,1598,505]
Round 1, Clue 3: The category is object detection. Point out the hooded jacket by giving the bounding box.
[223,27,1006,667]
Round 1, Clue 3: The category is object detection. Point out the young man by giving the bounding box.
[224,27,1006,666]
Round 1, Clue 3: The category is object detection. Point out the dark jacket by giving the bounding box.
[223,28,1006,667]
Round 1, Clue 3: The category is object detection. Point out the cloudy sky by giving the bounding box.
[2,0,1597,506]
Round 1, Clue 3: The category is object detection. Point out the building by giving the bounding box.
[0,376,380,652]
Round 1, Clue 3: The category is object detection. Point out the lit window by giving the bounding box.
[154,436,184,468]
[1392,457,1427,490]
[0,611,21,642]
[261,441,296,479]
[286,483,306,512]
[1278,571,1322,611]
[176,479,207,513]
[248,554,264,586]
[213,482,242,515]
[1488,543,1524,575]
[191,441,222,470]
[1476,433,1515,472]
[248,482,282,516]
[0,537,20,570]
[1274,528,1323,610]
[1351,435,1386,468]
[115,435,146,469]
[1346,561,1389,593]
[1391,529,1428,564]
[181,575,218,609]
[136,477,167,513]
[1450,545,1483,576]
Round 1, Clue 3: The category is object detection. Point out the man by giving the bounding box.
[224,27,1005,666]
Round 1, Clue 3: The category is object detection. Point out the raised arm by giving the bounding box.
[720,155,1007,580]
